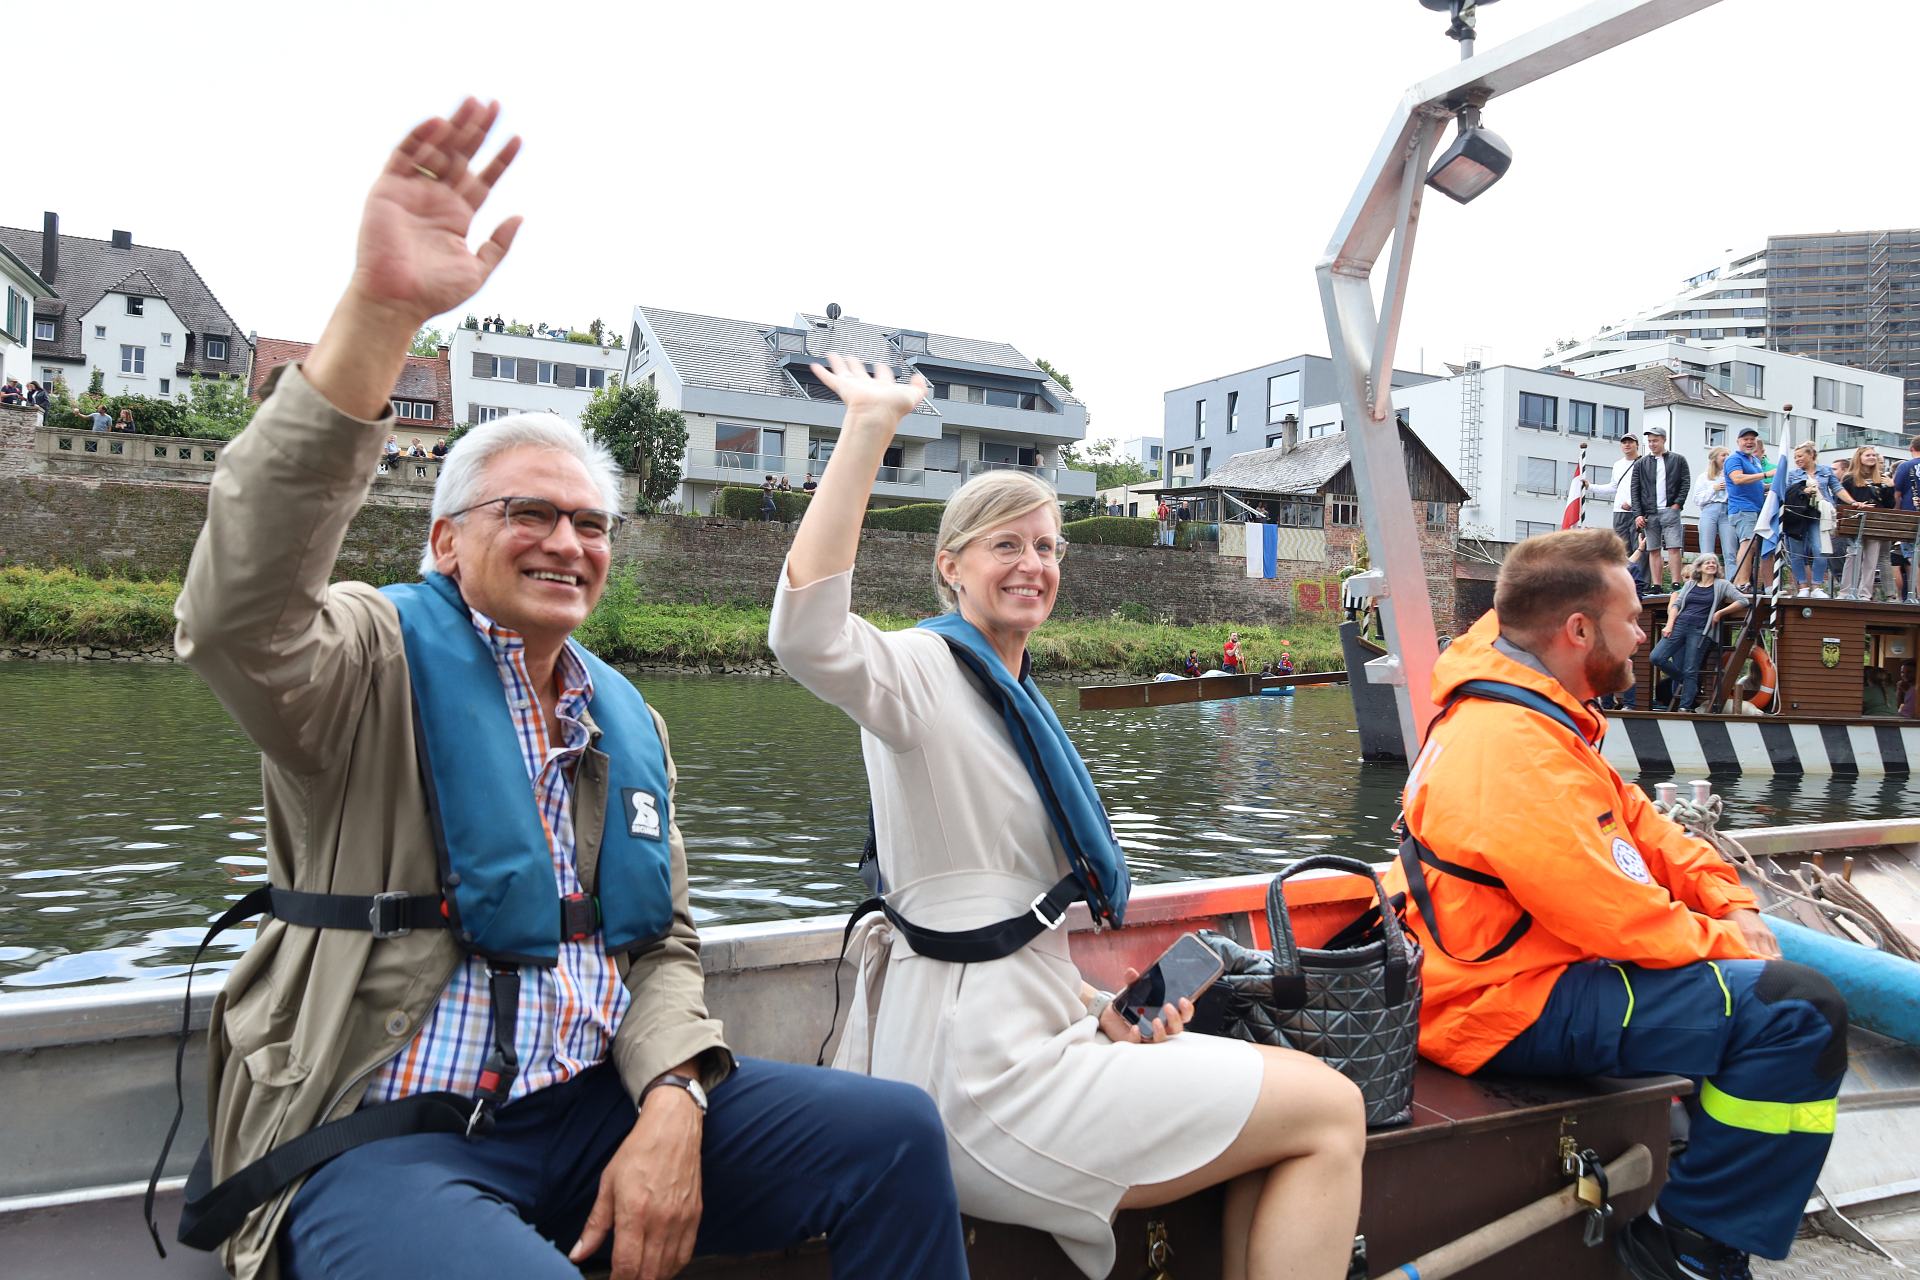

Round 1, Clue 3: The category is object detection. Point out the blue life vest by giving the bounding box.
[916,612,1131,926]
[382,573,675,963]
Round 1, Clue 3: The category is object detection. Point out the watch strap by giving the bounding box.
[639,1072,705,1114]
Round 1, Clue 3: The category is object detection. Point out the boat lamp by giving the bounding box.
[1426,104,1513,204]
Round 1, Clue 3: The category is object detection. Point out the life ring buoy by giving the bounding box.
[1723,647,1775,711]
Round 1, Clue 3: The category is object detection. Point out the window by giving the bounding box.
[42,367,60,386]
[1705,422,1727,448]
[1602,405,1630,439]
[33,318,54,342]
[1514,520,1556,540]
[1194,399,1206,439]
[537,361,557,385]
[1568,400,1596,437]
[159,378,171,395]
[490,356,517,380]
[1522,456,1559,494]
[1330,495,1360,526]
[892,331,928,355]
[2,287,25,341]
[1273,497,1324,528]
[392,400,435,420]
[716,422,760,460]
[94,324,106,339]
[1425,501,1448,530]
[121,344,145,375]
[1199,446,1211,477]
[925,432,962,472]
[1813,376,1864,417]
[1518,392,1558,431]
[1149,444,1162,462]
[573,367,606,390]
[126,296,144,316]
[1227,390,1239,433]
[474,405,505,424]
[808,437,836,466]
[205,337,228,361]
[160,332,172,346]
[1267,370,1301,424]
[985,387,1021,408]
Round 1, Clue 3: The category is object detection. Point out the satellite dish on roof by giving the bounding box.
[826,303,842,321]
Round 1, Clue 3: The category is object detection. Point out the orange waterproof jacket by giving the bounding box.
[1382,612,1759,1074]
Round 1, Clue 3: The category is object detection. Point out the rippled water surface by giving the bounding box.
[4,661,1917,989]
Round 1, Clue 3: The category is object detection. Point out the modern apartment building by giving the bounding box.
[1549,339,1906,461]
[0,214,252,400]
[1116,435,1163,471]
[1293,364,1644,543]
[448,322,627,428]
[626,305,1093,511]
[1766,229,1920,433]
[1547,229,1920,432]
[1161,355,1435,487]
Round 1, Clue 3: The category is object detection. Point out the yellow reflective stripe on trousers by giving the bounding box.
[1707,961,1732,1016]
[1608,963,1635,1028]
[1699,1080,1837,1135]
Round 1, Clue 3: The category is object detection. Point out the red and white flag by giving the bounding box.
[1560,444,1589,530]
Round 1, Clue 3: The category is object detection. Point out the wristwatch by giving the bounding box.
[639,1072,708,1115]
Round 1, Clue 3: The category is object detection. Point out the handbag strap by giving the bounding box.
[1264,855,1412,1009]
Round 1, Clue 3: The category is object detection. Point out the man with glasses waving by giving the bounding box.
[167,98,965,1280]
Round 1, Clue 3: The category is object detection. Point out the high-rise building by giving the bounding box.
[1765,229,1920,433]
[1547,228,1920,432]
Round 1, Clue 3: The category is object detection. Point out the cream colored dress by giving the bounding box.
[769,566,1263,1277]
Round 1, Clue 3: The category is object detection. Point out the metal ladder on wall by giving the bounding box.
[1457,357,1487,538]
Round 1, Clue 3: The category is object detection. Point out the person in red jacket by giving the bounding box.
[1222,631,1241,673]
[1385,528,1846,1280]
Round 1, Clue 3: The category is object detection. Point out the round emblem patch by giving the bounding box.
[1611,838,1652,884]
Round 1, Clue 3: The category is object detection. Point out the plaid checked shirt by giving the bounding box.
[364,609,631,1105]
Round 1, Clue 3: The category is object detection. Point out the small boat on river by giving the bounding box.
[3,809,1917,1278]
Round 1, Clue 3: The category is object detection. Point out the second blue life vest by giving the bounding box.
[383,573,676,963]
[917,611,1131,927]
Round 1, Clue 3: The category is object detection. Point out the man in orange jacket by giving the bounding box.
[1385,529,1846,1280]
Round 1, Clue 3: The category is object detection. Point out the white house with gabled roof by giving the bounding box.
[626,304,1096,511]
[0,239,55,395]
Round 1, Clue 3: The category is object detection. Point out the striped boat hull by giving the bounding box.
[1601,713,1920,776]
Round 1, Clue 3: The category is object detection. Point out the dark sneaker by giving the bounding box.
[1614,1213,1752,1280]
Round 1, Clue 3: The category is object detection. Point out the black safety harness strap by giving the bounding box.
[1398,680,1597,966]
[148,881,545,1258]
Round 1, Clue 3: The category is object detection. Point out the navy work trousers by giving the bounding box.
[1485,958,1846,1259]
[280,1056,968,1279]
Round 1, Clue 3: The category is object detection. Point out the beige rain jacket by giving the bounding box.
[174,365,731,1280]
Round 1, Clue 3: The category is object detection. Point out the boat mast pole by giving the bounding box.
[1317,0,1723,757]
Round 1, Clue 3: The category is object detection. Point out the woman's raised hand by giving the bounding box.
[350,98,523,328]
[812,353,930,429]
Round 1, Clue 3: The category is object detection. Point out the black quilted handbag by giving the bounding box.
[1192,855,1423,1128]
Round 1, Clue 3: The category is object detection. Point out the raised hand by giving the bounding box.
[350,97,523,328]
[811,353,930,429]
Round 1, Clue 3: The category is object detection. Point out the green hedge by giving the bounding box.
[1062,516,1158,547]
[862,503,946,533]
[715,485,813,521]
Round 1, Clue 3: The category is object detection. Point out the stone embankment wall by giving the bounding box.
[0,407,1465,626]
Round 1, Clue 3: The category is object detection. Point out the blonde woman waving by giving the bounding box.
[770,354,1365,1280]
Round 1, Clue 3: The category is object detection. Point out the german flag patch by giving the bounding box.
[1597,811,1618,836]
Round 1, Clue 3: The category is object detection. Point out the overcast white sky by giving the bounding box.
[25,1,1916,441]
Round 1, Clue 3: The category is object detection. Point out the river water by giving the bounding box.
[3,661,1916,990]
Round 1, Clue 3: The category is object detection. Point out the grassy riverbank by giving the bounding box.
[0,566,1344,677]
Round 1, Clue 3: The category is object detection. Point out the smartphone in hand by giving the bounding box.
[1115,933,1226,1032]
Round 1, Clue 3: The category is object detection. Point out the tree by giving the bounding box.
[580,377,688,514]
[1035,358,1073,392]
[1060,437,1152,491]
[410,326,447,356]
[588,317,605,345]
[181,374,259,441]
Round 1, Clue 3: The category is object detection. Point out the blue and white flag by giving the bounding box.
[1244,522,1278,579]
[1754,435,1794,555]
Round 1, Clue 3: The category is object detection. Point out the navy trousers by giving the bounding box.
[1485,959,1847,1259]
[281,1057,968,1279]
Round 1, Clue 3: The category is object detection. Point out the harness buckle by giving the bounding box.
[560,892,599,943]
[1029,891,1068,931]
[368,892,412,939]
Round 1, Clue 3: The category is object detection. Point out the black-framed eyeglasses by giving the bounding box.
[446,496,625,543]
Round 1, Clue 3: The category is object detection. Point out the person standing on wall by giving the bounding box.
[1631,426,1689,592]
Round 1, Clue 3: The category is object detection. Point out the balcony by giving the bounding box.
[1818,426,1906,452]
[683,448,806,484]
[962,459,1097,498]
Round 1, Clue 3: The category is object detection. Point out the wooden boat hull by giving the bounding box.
[4,822,1916,1277]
